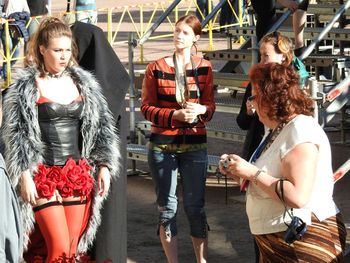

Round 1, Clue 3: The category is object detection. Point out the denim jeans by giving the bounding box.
[76,11,98,24]
[27,17,43,37]
[75,0,97,24]
[196,0,209,22]
[219,0,238,27]
[0,30,20,79]
[148,148,208,238]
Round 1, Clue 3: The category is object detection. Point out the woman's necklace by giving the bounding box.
[262,121,288,155]
[173,53,188,108]
[250,120,288,164]
[45,70,67,79]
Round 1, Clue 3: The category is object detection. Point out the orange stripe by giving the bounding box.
[254,214,346,262]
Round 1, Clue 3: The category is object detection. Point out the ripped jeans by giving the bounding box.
[148,148,208,239]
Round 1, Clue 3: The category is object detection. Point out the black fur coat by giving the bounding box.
[2,65,121,255]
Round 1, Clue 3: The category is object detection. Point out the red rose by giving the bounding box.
[36,164,49,176]
[59,182,74,198]
[36,181,56,199]
[75,172,94,197]
[67,165,83,184]
[79,159,92,173]
[34,164,50,185]
[62,158,77,174]
[47,166,63,184]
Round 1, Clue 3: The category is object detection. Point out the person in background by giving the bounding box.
[2,17,120,262]
[72,0,97,25]
[46,0,50,14]
[141,14,215,263]
[71,20,129,263]
[0,0,30,80]
[236,31,305,263]
[237,31,295,161]
[196,0,209,22]
[26,0,49,37]
[0,90,23,263]
[220,63,346,262]
[219,0,237,33]
[251,0,309,56]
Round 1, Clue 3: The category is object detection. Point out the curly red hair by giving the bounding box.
[249,63,314,122]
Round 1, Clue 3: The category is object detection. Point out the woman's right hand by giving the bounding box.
[278,0,298,13]
[20,170,38,205]
[219,154,241,183]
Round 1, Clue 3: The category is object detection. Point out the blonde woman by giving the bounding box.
[2,17,120,262]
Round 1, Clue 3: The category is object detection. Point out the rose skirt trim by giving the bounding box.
[34,158,94,199]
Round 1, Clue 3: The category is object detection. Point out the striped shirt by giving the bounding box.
[141,55,215,145]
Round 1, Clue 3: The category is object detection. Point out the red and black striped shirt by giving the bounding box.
[141,55,215,145]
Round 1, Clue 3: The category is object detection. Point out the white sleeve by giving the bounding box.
[279,116,321,159]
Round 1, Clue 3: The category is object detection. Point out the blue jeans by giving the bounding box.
[196,0,209,22]
[27,17,42,37]
[76,11,98,24]
[148,148,208,238]
[0,30,20,79]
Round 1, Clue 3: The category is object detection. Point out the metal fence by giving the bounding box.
[0,0,248,87]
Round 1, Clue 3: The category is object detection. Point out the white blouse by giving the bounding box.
[246,114,339,235]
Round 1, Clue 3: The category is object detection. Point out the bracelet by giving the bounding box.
[253,169,263,185]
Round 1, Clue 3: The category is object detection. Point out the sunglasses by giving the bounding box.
[247,95,257,101]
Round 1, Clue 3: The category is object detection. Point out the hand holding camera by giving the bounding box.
[219,154,260,181]
[219,154,233,175]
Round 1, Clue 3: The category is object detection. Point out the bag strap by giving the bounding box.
[275,179,295,225]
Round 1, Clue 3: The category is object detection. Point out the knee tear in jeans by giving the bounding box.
[159,221,172,239]
[164,225,172,239]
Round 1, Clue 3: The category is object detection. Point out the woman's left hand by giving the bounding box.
[185,102,207,116]
[98,166,111,197]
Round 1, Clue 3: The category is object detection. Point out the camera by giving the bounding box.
[284,216,307,244]
[222,158,231,169]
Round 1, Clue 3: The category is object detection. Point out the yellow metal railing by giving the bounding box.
[0,18,27,87]
[102,0,248,59]
[0,0,249,87]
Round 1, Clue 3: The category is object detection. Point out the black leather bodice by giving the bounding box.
[37,101,84,166]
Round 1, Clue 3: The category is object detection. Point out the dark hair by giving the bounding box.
[249,63,314,122]
[25,16,78,76]
[175,14,202,36]
[260,31,294,67]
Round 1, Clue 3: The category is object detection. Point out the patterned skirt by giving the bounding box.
[254,213,346,263]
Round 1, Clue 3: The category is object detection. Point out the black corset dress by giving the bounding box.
[37,98,84,166]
